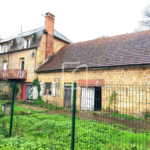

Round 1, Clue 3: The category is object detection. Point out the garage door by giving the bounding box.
[81,87,95,111]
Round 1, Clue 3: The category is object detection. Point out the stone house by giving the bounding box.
[0,12,150,115]
[0,12,72,99]
[36,28,150,115]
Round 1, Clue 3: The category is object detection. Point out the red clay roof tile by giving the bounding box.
[37,30,150,72]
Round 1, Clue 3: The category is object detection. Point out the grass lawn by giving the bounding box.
[0,100,45,116]
[0,113,150,150]
[105,112,144,121]
[0,100,5,107]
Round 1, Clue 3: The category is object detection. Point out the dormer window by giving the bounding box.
[24,38,30,48]
[0,45,4,53]
[6,44,9,52]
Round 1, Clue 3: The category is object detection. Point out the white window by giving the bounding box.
[20,58,24,70]
[6,44,9,52]
[25,39,30,48]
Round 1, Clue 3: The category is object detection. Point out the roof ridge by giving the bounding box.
[69,29,150,45]
[54,29,73,43]
[0,26,45,43]
[0,26,72,44]
[18,26,44,35]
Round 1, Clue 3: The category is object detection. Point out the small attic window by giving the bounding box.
[0,45,4,53]
[24,38,30,48]
[6,44,9,52]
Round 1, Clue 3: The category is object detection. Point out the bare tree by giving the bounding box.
[133,27,144,32]
[139,4,150,29]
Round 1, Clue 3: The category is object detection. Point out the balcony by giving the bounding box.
[0,69,27,79]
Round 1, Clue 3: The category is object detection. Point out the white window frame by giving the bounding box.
[24,38,30,48]
[20,58,25,70]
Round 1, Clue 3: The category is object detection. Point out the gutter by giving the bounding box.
[0,46,37,55]
[36,63,150,73]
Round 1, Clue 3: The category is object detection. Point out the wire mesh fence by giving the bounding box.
[75,83,150,149]
[0,82,150,149]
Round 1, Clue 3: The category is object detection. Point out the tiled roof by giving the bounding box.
[0,26,72,44]
[37,30,150,72]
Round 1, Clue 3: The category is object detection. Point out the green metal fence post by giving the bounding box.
[71,82,76,150]
[9,82,15,137]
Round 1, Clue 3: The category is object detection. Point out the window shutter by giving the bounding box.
[52,82,56,97]
[40,82,43,96]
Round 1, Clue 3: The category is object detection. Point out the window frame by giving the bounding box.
[0,45,4,53]
[45,83,52,95]
[6,44,9,52]
[24,38,30,48]
[20,58,25,70]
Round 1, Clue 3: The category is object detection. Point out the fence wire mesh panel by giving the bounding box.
[0,83,73,149]
[0,83,12,100]
[0,82,150,149]
[75,84,150,149]
[0,83,13,142]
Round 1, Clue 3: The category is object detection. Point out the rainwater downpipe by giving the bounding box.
[34,48,37,71]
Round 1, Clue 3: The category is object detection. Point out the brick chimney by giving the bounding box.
[45,12,55,59]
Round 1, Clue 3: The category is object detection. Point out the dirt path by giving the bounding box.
[46,109,150,131]
[17,104,48,111]
[16,103,150,131]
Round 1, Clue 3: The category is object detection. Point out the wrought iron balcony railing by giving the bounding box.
[0,69,27,79]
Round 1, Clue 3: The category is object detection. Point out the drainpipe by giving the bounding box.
[34,48,37,71]
[8,52,9,70]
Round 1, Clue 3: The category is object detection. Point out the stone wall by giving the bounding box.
[37,66,150,116]
[53,38,68,53]
[0,83,12,100]
[0,33,68,83]
[0,48,36,82]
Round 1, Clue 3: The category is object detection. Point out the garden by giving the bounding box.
[0,100,150,149]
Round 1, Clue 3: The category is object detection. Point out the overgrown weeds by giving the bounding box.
[31,98,64,111]
[0,113,149,149]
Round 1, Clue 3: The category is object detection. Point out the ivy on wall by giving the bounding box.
[106,91,118,112]
[31,79,41,93]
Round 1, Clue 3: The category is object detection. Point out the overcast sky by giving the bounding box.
[0,0,150,43]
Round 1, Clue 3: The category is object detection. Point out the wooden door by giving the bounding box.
[64,86,72,108]
[33,86,38,100]
[94,87,102,111]
[81,87,95,111]
[22,82,31,100]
